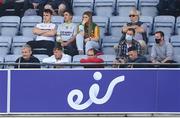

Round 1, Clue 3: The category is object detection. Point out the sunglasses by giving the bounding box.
[129,15,137,17]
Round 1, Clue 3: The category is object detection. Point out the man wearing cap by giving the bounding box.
[126,46,147,68]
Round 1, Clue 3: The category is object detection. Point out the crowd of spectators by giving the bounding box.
[0,0,179,68]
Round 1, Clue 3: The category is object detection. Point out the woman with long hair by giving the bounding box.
[76,11,100,54]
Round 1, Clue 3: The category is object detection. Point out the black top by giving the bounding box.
[15,56,40,68]
[127,55,147,68]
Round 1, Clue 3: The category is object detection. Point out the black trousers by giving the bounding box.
[27,40,55,56]
[64,44,78,56]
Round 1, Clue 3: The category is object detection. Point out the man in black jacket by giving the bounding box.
[15,44,40,68]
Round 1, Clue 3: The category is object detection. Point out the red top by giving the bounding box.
[80,57,104,63]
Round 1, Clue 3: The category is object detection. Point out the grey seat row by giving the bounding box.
[1,15,179,39]
[0,54,116,69]
[72,0,158,17]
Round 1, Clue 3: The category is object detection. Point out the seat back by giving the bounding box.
[102,36,119,55]
[20,16,42,37]
[153,15,175,37]
[73,0,94,16]
[72,16,82,26]
[94,0,115,17]
[93,16,109,39]
[139,16,153,36]
[98,54,116,68]
[139,0,158,17]
[175,16,180,35]
[0,36,12,56]
[4,54,21,69]
[116,0,137,16]
[11,36,34,54]
[0,56,4,69]
[72,55,87,68]
[0,16,20,36]
[51,16,64,26]
[109,16,130,37]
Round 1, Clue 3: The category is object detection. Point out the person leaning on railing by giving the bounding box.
[80,48,104,68]
[15,44,40,68]
[150,31,177,68]
[42,44,71,68]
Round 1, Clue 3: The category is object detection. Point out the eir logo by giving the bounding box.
[67,71,125,110]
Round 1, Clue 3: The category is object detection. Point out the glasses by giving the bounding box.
[88,54,94,56]
[129,14,137,17]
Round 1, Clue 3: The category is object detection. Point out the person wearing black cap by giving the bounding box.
[127,46,147,64]
[113,46,147,68]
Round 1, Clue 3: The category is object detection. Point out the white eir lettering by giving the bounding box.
[67,72,125,110]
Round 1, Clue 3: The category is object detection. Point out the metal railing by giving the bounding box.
[0,62,179,68]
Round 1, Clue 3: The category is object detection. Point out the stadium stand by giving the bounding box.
[98,54,116,68]
[11,36,34,54]
[92,16,109,43]
[101,36,119,55]
[20,16,42,37]
[72,54,87,68]
[175,16,180,35]
[94,0,115,17]
[73,0,94,16]
[0,36,12,56]
[139,16,153,36]
[0,16,20,36]
[51,16,64,26]
[72,15,81,25]
[138,0,158,17]
[153,15,175,37]
[116,0,138,16]
[4,54,20,69]
[0,0,180,69]
[0,56,4,69]
[170,35,180,55]
[109,16,130,37]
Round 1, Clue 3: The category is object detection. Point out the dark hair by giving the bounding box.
[127,28,135,35]
[43,9,53,15]
[155,31,164,37]
[53,43,62,51]
[88,48,97,55]
[64,10,73,16]
[128,46,137,52]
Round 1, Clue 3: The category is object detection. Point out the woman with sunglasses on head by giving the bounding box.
[76,11,100,55]
[121,8,147,55]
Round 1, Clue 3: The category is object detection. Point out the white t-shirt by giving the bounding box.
[42,53,71,64]
[57,22,77,41]
[35,23,56,42]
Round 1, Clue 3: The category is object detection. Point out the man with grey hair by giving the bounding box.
[121,8,147,55]
[15,44,40,68]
